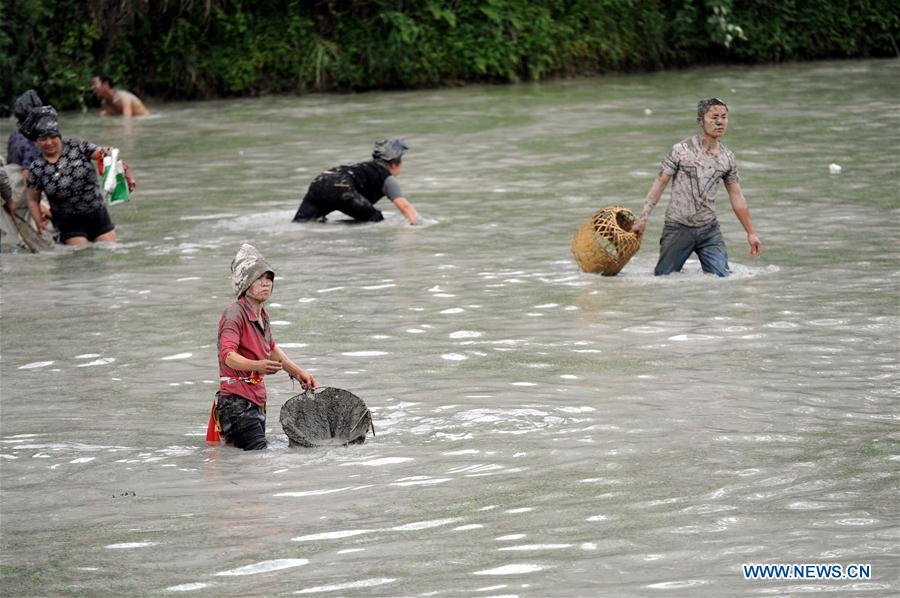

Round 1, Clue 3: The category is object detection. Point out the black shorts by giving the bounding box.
[293,175,383,223]
[54,206,115,242]
[216,393,268,451]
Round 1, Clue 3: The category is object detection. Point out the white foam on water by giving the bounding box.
[77,358,116,367]
[668,334,716,341]
[505,508,533,514]
[498,544,572,551]
[317,287,345,293]
[106,542,158,549]
[340,457,413,467]
[623,325,667,334]
[165,582,209,592]
[475,585,508,592]
[440,308,465,314]
[70,457,95,464]
[454,524,485,531]
[511,382,537,386]
[279,343,308,348]
[450,330,482,339]
[298,298,317,303]
[273,486,355,497]
[294,578,396,594]
[443,449,480,455]
[473,564,545,576]
[18,361,54,370]
[442,353,468,361]
[391,477,453,487]
[557,406,594,413]
[406,328,426,333]
[766,321,799,329]
[179,213,237,221]
[496,534,526,541]
[363,283,396,290]
[213,559,308,576]
[341,351,388,357]
[390,518,461,531]
[581,543,598,551]
[75,353,101,359]
[646,580,708,590]
[586,514,609,522]
[534,303,559,308]
[559,374,578,379]
[161,353,192,360]
[293,529,372,542]
[271,320,291,326]
[175,277,202,282]
[336,548,365,554]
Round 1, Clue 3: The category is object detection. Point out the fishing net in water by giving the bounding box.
[571,205,641,276]
[279,387,373,448]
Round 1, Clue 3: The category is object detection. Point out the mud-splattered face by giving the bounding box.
[699,105,729,138]
[245,273,274,303]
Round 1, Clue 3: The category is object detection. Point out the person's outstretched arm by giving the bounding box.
[392,196,417,225]
[26,187,45,230]
[271,344,317,390]
[725,181,761,256]
[631,171,672,240]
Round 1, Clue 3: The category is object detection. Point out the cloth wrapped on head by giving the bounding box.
[230,244,275,298]
[372,138,408,163]
[14,90,43,125]
[21,105,60,141]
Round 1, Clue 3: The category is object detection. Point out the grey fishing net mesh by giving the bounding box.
[279,387,373,448]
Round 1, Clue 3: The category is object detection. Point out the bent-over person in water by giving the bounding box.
[215,244,317,450]
[631,98,762,276]
[91,74,150,117]
[293,138,418,225]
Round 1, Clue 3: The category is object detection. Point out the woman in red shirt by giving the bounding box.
[215,244,316,449]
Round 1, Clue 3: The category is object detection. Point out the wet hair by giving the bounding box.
[94,73,113,87]
[697,97,728,122]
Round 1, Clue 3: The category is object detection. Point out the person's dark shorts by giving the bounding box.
[216,393,267,451]
[293,175,383,223]
[54,206,115,242]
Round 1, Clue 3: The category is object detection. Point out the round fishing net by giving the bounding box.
[279,387,373,448]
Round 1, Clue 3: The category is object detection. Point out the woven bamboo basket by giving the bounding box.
[571,206,641,276]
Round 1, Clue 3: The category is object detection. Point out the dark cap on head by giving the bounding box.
[22,105,60,141]
[697,98,728,121]
[14,90,43,125]
[372,138,408,163]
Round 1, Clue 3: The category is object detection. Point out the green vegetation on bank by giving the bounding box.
[1,0,897,113]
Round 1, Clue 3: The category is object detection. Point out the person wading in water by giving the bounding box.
[212,244,317,450]
[293,138,418,225]
[631,98,762,276]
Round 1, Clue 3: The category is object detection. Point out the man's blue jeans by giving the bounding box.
[655,219,729,277]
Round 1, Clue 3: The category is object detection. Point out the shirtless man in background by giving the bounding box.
[91,74,150,117]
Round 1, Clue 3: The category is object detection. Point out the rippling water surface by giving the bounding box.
[1,59,898,596]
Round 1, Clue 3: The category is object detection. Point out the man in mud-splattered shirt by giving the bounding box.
[632,98,762,276]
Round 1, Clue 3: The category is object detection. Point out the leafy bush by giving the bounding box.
[1,0,897,115]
